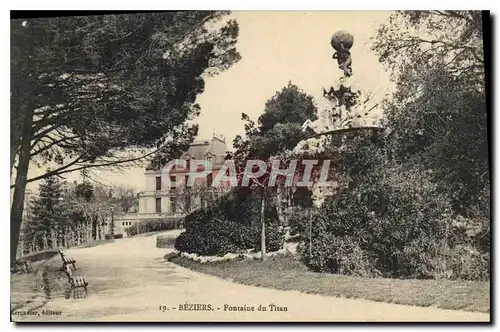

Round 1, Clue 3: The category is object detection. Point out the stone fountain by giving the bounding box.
[292,31,385,207]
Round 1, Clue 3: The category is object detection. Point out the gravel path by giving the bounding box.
[12,230,490,322]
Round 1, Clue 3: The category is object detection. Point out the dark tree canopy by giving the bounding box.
[371,10,488,214]
[233,82,318,159]
[10,11,241,266]
[11,12,241,181]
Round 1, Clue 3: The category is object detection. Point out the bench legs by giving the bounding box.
[70,286,88,299]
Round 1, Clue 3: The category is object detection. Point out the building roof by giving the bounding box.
[182,136,227,161]
[145,135,228,173]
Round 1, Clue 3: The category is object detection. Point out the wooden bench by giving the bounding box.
[62,265,88,299]
[58,249,76,271]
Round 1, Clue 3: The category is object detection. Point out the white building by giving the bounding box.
[137,134,230,218]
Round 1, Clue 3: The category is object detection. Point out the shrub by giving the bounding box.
[297,164,479,279]
[251,218,286,253]
[453,247,490,281]
[284,206,312,239]
[298,235,380,277]
[175,189,286,256]
[175,222,241,256]
[126,217,183,237]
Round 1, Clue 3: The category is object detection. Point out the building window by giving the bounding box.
[169,176,176,187]
[185,195,191,211]
[155,176,162,191]
[155,198,162,213]
[207,173,213,187]
[170,196,177,214]
[184,175,189,186]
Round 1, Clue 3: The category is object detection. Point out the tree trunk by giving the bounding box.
[42,234,48,250]
[261,192,266,262]
[50,229,57,249]
[110,211,115,239]
[98,217,104,240]
[309,209,313,259]
[17,237,24,258]
[88,219,92,244]
[10,108,25,175]
[77,225,81,245]
[276,185,286,225]
[10,106,34,267]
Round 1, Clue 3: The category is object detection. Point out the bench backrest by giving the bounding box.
[62,264,73,281]
[59,250,73,262]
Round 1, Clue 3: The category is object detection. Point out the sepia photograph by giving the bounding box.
[9,10,490,323]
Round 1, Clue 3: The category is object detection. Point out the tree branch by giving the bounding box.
[30,135,78,158]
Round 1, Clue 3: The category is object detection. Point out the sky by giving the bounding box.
[26,11,395,192]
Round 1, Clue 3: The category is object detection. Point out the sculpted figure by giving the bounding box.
[330,31,354,76]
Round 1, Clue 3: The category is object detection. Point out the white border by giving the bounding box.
[2,2,497,332]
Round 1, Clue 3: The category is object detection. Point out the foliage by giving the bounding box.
[285,11,491,281]
[284,206,312,238]
[372,11,484,90]
[175,190,285,256]
[233,82,318,159]
[372,11,488,215]
[11,12,241,179]
[182,82,318,258]
[298,235,380,277]
[125,217,183,237]
[11,12,242,265]
[110,185,138,213]
[383,67,488,214]
[298,151,489,280]
[25,176,69,248]
[268,12,490,281]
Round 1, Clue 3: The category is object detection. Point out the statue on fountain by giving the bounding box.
[331,30,354,77]
[289,31,385,207]
[300,30,383,138]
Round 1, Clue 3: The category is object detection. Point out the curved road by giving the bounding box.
[14,231,490,322]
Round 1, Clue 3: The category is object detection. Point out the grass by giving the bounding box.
[11,243,109,315]
[170,254,490,313]
[11,253,62,314]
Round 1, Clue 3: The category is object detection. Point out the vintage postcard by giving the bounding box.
[10,10,490,322]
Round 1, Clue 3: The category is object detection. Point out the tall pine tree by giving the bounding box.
[27,176,69,249]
